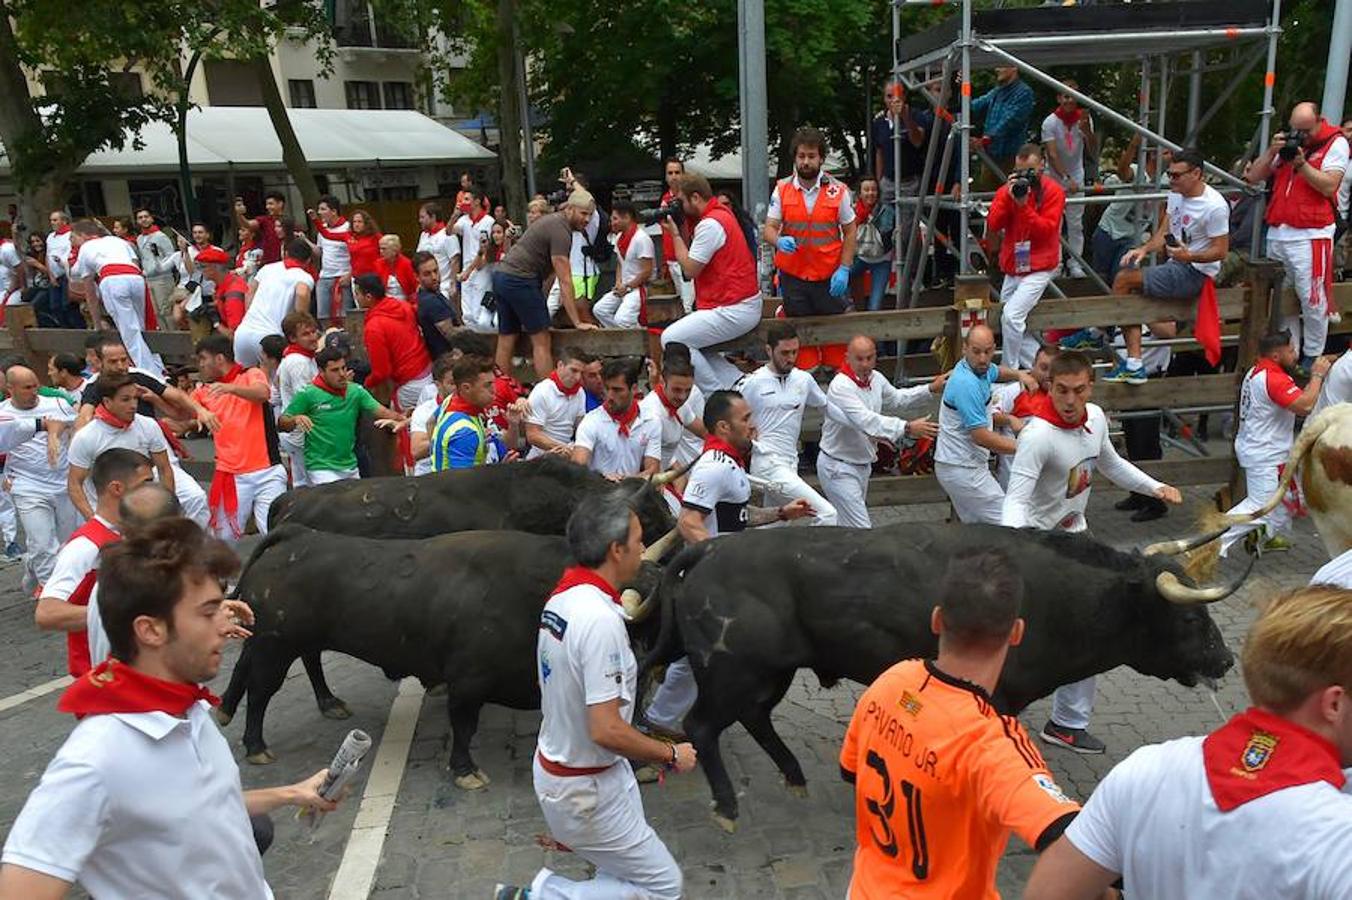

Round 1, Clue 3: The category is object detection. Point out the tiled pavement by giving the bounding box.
[0,481,1330,899]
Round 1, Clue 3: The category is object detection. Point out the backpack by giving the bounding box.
[579,209,614,265]
[856,202,895,264]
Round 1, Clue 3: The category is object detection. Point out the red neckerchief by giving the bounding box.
[120,234,137,246]
[654,384,682,420]
[840,362,872,390]
[139,224,161,235]
[550,566,621,606]
[310,375,345,397]
[422,221,446,235]
[702,435,747,470]
[1202,707,1346,812]
[284,343,315,359]
[854,199,874,222]
[54,225,71,236]
[617,224,638,258]
[283,257,308,271]
[94,405,133,430]
[549,371,581,397]
[1251,356,1288,381]
[1029,391,1090,432]
[236,241,256,268]
[326,215,348,228]
[605,400,640,437]
[446,395,484,417]
[470,209,488,226]
[216,363,245,385]
[1053,105,1083,128]
[1011,387,1045,419]
[58,658,219,717]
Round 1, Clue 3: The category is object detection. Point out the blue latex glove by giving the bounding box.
[776,236,798,254]
[829,265,851,298]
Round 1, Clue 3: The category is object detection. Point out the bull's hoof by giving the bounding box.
[633,765,661,784]
[453,769,491,790]
[245,748,277,765]
[711,811,739,834]
[785,782,809,799]
[212,708,234,727]
[318,698,352,720]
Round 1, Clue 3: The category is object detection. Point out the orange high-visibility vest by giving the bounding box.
[773,176,847,281]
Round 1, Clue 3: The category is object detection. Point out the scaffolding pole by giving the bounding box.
[1181,44,1268,147]
[1250,0,1282,265]
[958,1,973,275]
[897,56,954,302]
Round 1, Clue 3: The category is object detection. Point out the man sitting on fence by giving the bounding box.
[1108,149,1229,385]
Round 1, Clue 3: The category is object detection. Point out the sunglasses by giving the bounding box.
[1166,167,1197,180]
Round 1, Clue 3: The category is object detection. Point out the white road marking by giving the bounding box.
[0,675,73,714]
[327,678,426,900]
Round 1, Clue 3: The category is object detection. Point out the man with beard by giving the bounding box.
[572,358,661,479]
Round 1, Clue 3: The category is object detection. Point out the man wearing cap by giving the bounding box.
[190,246,247,341]
[493,191,599,382]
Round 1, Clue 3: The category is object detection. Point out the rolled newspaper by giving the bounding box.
[299,729,372,830]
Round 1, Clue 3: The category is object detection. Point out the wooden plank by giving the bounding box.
[1094,373,1240,411]
[1023,288,1248,331]
[1279,281,1352,317]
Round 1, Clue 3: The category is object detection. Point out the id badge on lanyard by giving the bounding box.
[1014,240,1032,275]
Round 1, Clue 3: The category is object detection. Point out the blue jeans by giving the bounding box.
[314,275,353,321]
[850,258,892,311]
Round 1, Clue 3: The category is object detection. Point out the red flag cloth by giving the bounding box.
[58,659,220,718]
[549,566,620,605]
[207,471,240,538]
[1202,707,1345,812]
[1195,276,1222,367]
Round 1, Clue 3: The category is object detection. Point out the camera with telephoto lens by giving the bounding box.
[545,188,569,206]
[1009,168,1041,200]
[1278,129,1309,161]
[638,199,683,226]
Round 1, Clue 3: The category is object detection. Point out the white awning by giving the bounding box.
[0,107,495,176]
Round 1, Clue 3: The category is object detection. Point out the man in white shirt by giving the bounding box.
[499,492,696,900]
[1000,351,1182,755]
[1312,345,1352,415]
[410,355,456,476]
[454,187,496,333]
[309,195,352,324]
[571,358,661,479]
[415,200,460,299]
[740,321,881,527]
[0,365,79,590]
[133,208,177,329]
[1025,584,1352,900]
[1246,101,1349,366]
[593,202,655,328]
[275,311,321,485]
[1109,149,1229,384]
[69,221,163,376]
[525,348,590,459]
[1,517,343,900]
[819,335,941,528]
[1219,332,1332,556]
[638,350,706,470]
[1041,80,1096,278]
[44,211,82,329]
[234,239,315,368]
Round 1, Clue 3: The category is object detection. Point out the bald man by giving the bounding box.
[1247,100,1349,365]
[0,365,79,588]
[818,336,944,527]
[934,324,1038,523]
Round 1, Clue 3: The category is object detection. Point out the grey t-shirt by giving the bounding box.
[497,212,576,282]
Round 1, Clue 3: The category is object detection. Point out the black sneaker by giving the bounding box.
[1039,720,1107,755]
[1114,493,1144,511]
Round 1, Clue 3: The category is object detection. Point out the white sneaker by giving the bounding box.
[1067,263,1087,279]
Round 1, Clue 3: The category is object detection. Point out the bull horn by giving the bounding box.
[1156,554,1255,605]
[650,459,697,487]
[1143,527,1230,557]
[643,527,681,562]
[621,587,659,623]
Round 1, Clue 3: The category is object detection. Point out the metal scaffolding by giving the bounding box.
[888,0,1281,304]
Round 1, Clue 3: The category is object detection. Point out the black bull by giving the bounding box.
[219,525,665,787]
[644,523,1241,828]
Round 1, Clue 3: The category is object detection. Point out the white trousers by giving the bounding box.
[1270,236,1334,358]
[935,462,1005,524]
[172,465,210,528]
[999,269,1055,370]
[593,290,642,329]
[1219,463,1292,556]
[1051,677,1096,730]
[209,465,289,542]
[817,453,872,528]
[310,467,360,485]
[667,262,695,313]
[462,274,497,333]
[751,452,837,526]
[100,274,164,376]
[396,373,433,412]
[232,324,271,369]
[532,759,682,900]
[0,490,14,544]
[1064,196,1085,263]
[645,658,697,734]
[660,295,762,395]
[13,491,80,586]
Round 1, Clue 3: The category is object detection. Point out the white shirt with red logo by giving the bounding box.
[574,405,661,477]
[1235,363,1302,469]
[1166,186,1229,278]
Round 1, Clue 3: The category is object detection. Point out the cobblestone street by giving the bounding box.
[0,483,1330,899]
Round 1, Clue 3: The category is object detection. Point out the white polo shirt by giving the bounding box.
[1065,735,1352,899]
[681,448,750,536]
[574,404,661,477]
[70,235,139,281]
[67,413,170,506]
[613,226,654,291]
[410,393,443,476]
[525,378,586,459]
[820,371,925,465]
[416,225,461,296]
[314,218,351,278]
[536,581,635,769]
[639,385,705,468]
[741,365,833,463]
[0,395,76,497]
[46,229,72,281]
[1235,363,1302,469]
[2,700,274,899]
[239,261,313,336]
[1311,549,1352,588]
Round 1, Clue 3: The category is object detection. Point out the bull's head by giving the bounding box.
[620,528,681,623]
[615,462,692,546]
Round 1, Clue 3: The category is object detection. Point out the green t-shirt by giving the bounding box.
[283,382,380,473]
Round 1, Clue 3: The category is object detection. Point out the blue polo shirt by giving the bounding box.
[936,359,1000,467]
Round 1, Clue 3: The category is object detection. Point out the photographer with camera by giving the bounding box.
[1246,101,1349,368]
[987,143,1066,369]
[658,158,695,311]
[660,173,763,394]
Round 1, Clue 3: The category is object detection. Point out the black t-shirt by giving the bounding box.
[417,286,461,360]
[872,114,926,182]
[81,368,168,419]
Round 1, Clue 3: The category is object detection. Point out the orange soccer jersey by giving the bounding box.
[840,659,1079,899]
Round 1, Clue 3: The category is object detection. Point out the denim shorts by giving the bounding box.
[1142,259,1207,299]
[492,271,552,335]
